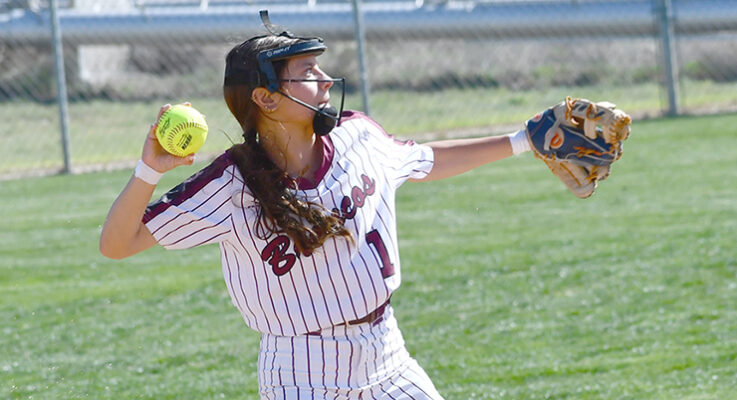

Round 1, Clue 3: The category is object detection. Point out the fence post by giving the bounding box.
[350,0,371,115]
[656,0,680,116]
[49,0,73,174]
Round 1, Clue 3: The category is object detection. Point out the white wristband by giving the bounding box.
[134,160,163,185]
[507,129,531,155]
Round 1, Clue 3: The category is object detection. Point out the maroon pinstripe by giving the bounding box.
[143,111,441,398]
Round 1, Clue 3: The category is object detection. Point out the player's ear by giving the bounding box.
[252,87,280,113]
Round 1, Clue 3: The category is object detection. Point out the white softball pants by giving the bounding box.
[257,306,444,400]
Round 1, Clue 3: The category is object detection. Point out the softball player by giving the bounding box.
[100,17,531,399]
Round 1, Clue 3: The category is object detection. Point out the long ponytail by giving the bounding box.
[224,35,352,255]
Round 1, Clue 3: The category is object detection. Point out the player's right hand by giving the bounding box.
[141,104,196,173]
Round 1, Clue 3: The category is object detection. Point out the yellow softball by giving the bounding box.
[155,104,208,157]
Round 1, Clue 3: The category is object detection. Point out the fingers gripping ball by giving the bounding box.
[155,104,209,157]
[525,97,632,199]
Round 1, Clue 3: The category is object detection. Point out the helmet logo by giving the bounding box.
[266,46,291,59]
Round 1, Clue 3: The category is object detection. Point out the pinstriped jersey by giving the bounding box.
[143,111,434,336]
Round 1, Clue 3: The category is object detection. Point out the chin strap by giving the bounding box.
[275,77,345,136]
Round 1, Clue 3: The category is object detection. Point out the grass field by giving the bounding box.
[2,113,736,399]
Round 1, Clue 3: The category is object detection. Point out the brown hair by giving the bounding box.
[223,35,351,255]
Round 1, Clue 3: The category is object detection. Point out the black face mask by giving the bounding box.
[276,77,346,136]
[223,11,347,136]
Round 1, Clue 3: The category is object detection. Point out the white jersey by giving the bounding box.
[143,111,434,337]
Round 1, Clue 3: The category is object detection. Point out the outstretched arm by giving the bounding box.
[99,104,195,259]
[411,130,529,182]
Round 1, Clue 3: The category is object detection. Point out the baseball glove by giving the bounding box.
[525,97,632,198]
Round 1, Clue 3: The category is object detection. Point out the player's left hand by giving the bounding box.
[525,97,632,198]
[141,103,196,173]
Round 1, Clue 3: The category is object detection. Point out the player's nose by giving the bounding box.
[316,67,334,90]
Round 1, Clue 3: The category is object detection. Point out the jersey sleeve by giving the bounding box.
[143,153,236,250]
[355,113,435,187]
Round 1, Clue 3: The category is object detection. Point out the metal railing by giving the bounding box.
[5,1,737,44]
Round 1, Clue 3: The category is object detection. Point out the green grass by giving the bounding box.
[2,113,737,399]
[3,79,737,175]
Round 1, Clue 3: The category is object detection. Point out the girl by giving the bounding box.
[100,28,530,400]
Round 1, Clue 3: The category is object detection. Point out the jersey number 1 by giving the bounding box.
[365,229,395,278]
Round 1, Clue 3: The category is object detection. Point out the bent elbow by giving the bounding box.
[100,250,125,260]
[99,243,120,260]
[99,236,127,260]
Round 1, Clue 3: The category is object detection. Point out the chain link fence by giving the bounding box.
[2,0,737,178]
